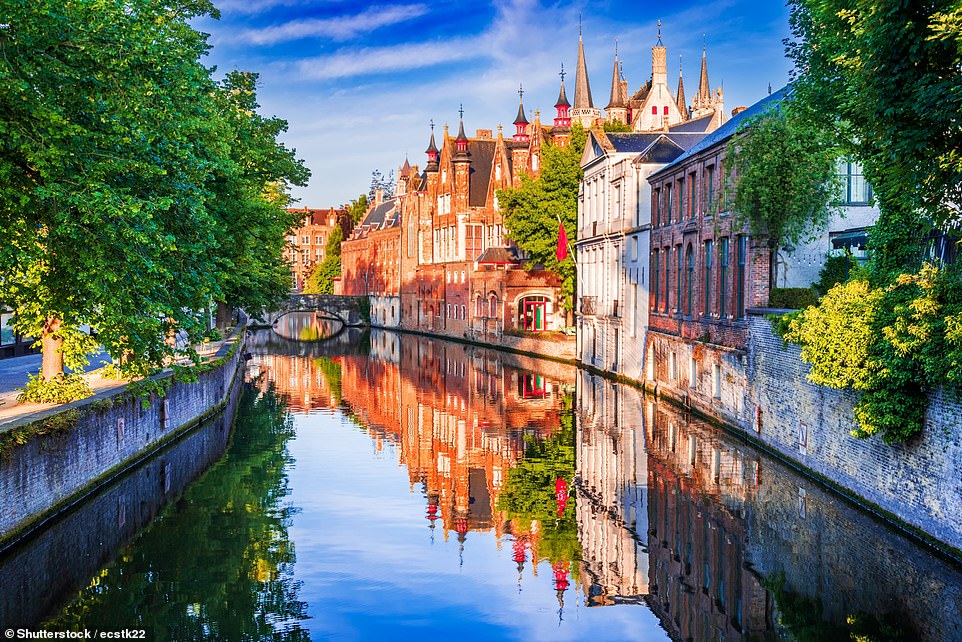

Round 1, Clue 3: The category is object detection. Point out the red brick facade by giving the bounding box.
[285,207,347,292]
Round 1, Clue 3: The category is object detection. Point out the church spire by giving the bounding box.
[676,55,688,120]
[605,41,628,125]
[572,21,601,127]
[696,43,711,109]
[455,105,468,156]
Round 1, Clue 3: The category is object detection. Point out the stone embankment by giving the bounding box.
[0,330,246,550]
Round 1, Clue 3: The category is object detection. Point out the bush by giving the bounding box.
[769,287,818,310]
[814,252,857,296]
[18,373,93,404]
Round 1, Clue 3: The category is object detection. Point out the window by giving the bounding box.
[688,172,697,218]
[676,245,683,314]
[664,184,673,224]
[736,236,747,317]
[676,178,684,220]
[689,356,698,389]
[653,250,660,311]
[652,106,658,115]
[0,312,15,346]
[631,236,639,261]
[704,240,714,316]
[301,235,309,244]
[706,165,715,210]
[837,160,872,204]
[686,244,694,316]
[719,238,729,318]
[653,188,661,227]
[670,351,678,380]
[712,363,722,398]
[664,247,671,313]
[663,105,669,115]
[315,235,324,244]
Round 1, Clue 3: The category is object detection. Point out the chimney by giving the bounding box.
[375,188,383,206]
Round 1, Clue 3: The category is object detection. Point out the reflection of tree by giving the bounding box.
[314,356,342,404]
[497,401,580,567]
[47,381,311,641]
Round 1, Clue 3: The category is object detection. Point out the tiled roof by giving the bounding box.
[651,86,788,178]
[668,113,716,133]
[360,197,399,231]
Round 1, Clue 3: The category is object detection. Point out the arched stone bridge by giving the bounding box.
[251,294,369,328]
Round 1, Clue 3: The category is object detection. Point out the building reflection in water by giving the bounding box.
[250,329,962,641]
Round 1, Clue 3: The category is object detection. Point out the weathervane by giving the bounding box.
[559,63,566,83]
[518,83,524,103]
[657,19,663,46]
[458,103,464,120]
[429,118,435,132]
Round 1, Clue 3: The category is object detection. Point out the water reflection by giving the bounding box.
[272,311,343,342]
[45,382,311,640]
[19,329,962,640]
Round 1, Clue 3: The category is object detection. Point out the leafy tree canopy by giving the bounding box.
[497,124,587,310]
[721,102,841,283]
[0,0,308,389]
[787,0,962,274]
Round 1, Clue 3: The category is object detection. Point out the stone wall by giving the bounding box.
[744,312,962,554]
[0,376,240,627]
[0,332,245,548]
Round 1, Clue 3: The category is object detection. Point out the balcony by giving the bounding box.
[581,296,597,316]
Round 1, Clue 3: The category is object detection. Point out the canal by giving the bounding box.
[2,322,961,640]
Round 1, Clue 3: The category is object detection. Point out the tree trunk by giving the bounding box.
[215,301,233,331]
[41,316,64,381]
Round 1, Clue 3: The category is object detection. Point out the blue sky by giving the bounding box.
[195,0,794,207]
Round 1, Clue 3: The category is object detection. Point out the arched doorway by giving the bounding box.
[518,295,548,332]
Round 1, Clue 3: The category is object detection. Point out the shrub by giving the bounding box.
[769,287,818,310]
[814,252,857,296]
[18,373,93,404]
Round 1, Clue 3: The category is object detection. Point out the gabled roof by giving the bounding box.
[668,112,716,133]
[635,137,688,164]
[476,246,520,264]
[468,139,496,208]
[651,86,788,178]
[359,197,399,231]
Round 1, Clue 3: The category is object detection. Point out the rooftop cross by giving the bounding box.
[458,104,464,119]
[559,63,566,83]
[657,19,663,46]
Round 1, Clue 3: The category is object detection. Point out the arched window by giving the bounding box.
[476,295,484,317]
[686,244,694,316]
[488,293,498,318]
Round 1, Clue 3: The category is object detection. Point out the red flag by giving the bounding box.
[556,222,568,261]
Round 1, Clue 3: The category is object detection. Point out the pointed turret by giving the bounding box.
[425,122,439,172]
[605,43,628,125]
[513,84,529,143]
[455,113,468,156]
[572,22,601,127]
[676,56,688,120]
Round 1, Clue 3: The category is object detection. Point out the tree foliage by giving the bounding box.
[0,0,308,391]
[303,195,366,295]
[779,0,962,442]
[721,103,840,283]
[785,264,962,442]
[787,0,962,274]
[497,124,587,310]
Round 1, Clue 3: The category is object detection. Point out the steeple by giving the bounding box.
[513,84,529,143]
[676,55,688,120]
[455,105,468,156]
[425,121,439,172]
[605,41,628,125]
[652,19,668,87]
[572,20,601,128]
[696,44,711,109]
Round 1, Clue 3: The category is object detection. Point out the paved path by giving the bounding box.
[0,339,230,428]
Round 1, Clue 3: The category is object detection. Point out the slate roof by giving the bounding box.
[651,86,788,178]
[467,139,496,208]
[359,197,399,232]
[668,112,716,133]
[476,246,520,264]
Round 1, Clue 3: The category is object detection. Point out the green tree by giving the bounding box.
[721,103,840,286]
[205,71,310,316]
[0,2,308,397]
[497,124,587,311]
[786,0,962,275]
[303,195,366,295]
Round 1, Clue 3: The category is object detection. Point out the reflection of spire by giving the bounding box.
[512,536,527,594]
[553,561,570,621]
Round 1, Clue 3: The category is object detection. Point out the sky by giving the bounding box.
[194,0,795,208]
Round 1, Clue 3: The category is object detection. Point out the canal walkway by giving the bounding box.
[0,338,232,429]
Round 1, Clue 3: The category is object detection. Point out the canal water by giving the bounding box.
[2,320,961,640]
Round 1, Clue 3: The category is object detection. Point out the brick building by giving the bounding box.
[646,86,879,425]
[285,207,347,292]
[340,81,575,337]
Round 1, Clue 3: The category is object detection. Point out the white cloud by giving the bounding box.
[233,4,429,45]
[289,37,486,80]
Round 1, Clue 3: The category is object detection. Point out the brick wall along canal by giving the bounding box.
[4,325,961,640]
